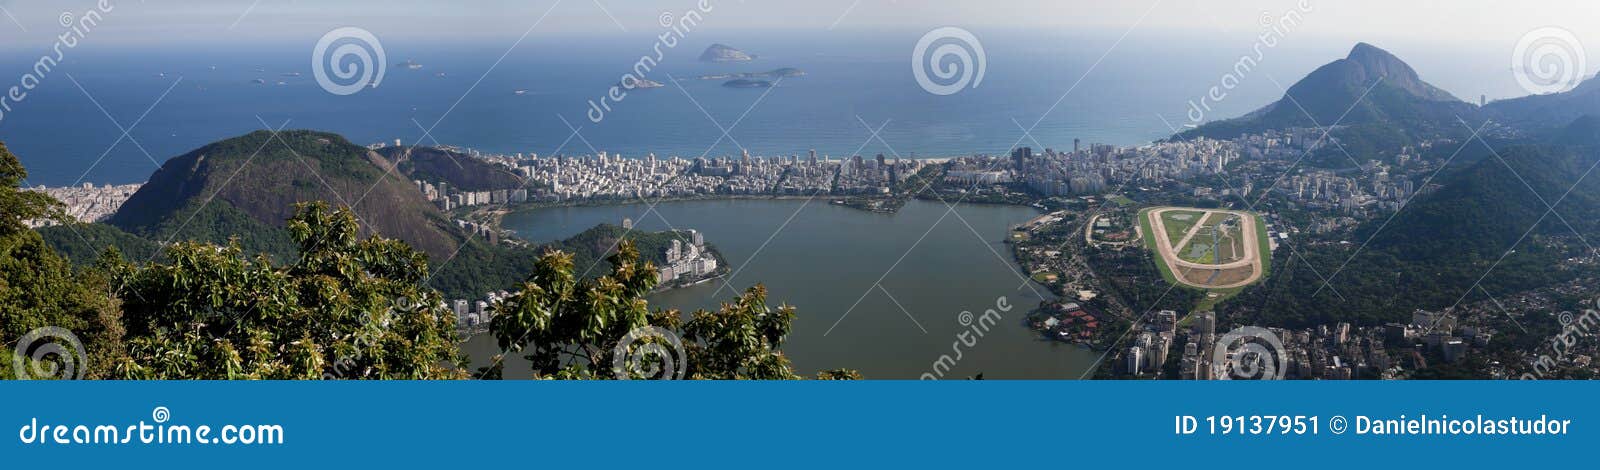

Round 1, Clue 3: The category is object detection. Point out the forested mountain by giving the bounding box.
[1180,43,1484,150]
[108,130,466,260]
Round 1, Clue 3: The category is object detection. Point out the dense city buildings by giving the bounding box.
[23,182,141,227]
[406,147,929,205]
[657,230,719,284]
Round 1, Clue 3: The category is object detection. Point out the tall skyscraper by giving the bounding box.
[1012,147,1032,170]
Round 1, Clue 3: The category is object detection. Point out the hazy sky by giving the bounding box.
[0,0,1595,49]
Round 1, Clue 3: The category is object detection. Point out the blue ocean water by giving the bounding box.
[0,30,1515,186]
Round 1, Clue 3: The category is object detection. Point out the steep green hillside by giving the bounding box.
[109,130,465,259]
[1230,125,1600,327]
[1180,43,1483,153]
[36,223,160,264]
[1487,74,1600,131]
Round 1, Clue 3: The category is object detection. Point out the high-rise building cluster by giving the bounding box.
[450,289,511,332]
[657,230,719,284]
[414,180,529,211]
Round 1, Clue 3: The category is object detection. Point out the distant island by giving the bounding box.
[698,68,805,81]
[620,78,665,89]
[722,79,773,89]
[699,43,755,62]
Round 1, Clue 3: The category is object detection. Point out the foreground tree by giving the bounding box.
[0,142,125,379]
[487,242,853,380]
[112,202,466,379]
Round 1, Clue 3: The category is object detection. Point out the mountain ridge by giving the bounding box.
[1486,73,1600,130]
[372,145,524,193]
[1178,43,1482,144]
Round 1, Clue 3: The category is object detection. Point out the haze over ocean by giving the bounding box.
[0,30,1522,187]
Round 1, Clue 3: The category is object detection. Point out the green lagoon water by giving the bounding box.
[465,198,1100,379]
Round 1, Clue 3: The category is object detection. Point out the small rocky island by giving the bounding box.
[699,43,755,62]
[698,68,806,80]
[722,79,773,89]
[619,78,665,89]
